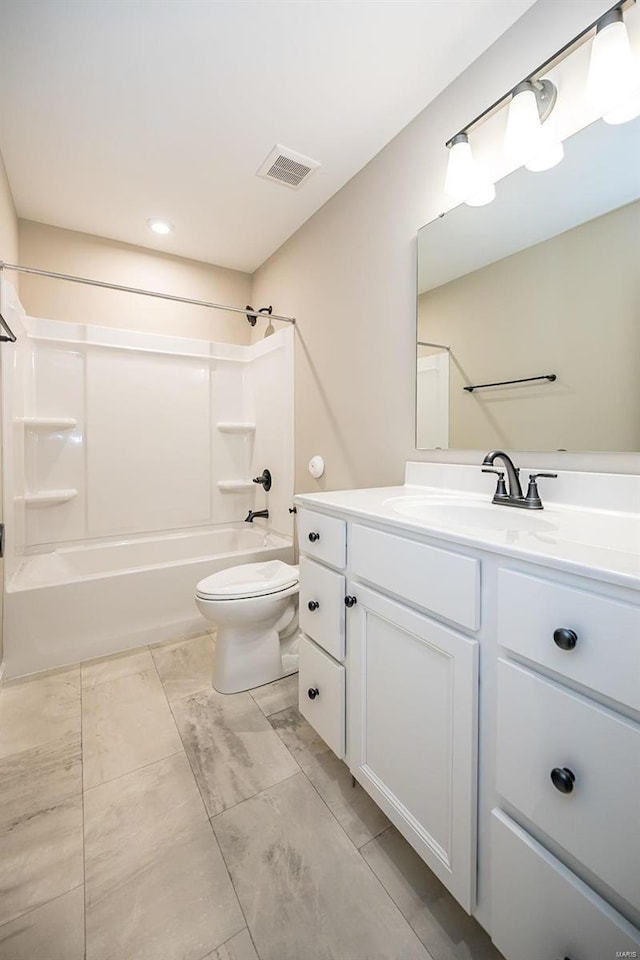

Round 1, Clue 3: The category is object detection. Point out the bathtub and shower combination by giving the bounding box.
[0,285,295,679]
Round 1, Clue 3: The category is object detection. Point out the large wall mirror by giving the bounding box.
[416,116,640,452]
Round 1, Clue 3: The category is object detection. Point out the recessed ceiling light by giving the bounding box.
[146,218,174,235]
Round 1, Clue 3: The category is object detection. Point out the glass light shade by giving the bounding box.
[444,136,481,202]
[525,119,564,172]
[505,87,542,165]
[464,163,496,206]
[587,19,638,117]
[603,70,640,124]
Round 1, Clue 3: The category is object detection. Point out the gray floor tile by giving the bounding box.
[0,736,84,926]
[0,887,84,960]
[213,772,430,960]
[270,706,390,848]
[361,827,502,960]
[85,753,244,960]
[249,673,298,717]
[202,928,259,960]
[171,688,299,817]
[0,668,80,759]
[82,666,184,788]
[151,634,214,702]
[81,647,154,689]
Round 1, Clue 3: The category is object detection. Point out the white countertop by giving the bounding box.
[294,479,640,590]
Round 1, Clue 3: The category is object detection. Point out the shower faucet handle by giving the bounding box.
[252,468,272,492]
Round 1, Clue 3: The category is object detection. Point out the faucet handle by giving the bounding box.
[525,472,558,509]
[482,468,507,500]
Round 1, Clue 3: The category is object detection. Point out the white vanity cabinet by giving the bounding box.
[295,470,640,958]
[491,565,640,959]
[297,509,347,758]
[297,506,480,914]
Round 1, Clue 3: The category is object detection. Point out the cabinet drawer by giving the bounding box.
[498,569,640,710]
[349,523,479,630]
[299,557,345,661]
[491,809,640,960]
[298,509,346,569]
[496,658,640,910]
[298,634,345,759]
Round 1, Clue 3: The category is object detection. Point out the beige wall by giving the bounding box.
[252,0,639,493]
[18,220,253,345]
[0,149,19,669]
[0,150,19,282]
[418,200,640,453]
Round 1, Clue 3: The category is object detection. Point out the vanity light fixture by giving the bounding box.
[443,0,637,206]
[146,218,175,235]
[587,7,640,123]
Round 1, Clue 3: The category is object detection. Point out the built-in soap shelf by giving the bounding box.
[217,480,255,492]
[15,417,78,430]
[17,489,78,507]
[216,421,256,434]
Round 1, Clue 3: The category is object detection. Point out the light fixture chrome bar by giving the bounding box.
[0,262,296,325]
[445,0,635,147]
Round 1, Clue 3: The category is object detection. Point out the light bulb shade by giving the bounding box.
[603,77,640,124]
[588,16,638,118]
[465,181,496,207]
[525,118,564,172]
[444,135,479,201]
[505,85,542,165]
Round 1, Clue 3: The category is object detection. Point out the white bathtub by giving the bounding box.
[4,525,294,678]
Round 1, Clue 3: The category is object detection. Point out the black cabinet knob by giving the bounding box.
[553,627,577,651]
[308,531,320,542]
[307,687,319,700]
[307,600,319,612]
[550,767,575,794]
[344,595,357,608]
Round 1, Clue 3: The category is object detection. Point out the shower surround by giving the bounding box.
[0,283,294,678]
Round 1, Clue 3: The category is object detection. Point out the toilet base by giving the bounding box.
[212,623,299,695]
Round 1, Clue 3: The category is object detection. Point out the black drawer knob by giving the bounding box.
[551,767,575,794]
[307,687,319,700]
[308,531,320,542]
[553,627,577,651]
[307,600,319,612]
[344,595,357,608]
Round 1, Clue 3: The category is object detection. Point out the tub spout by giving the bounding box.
[245,509,269,523]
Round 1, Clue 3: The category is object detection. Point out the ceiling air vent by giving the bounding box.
[256,144,320,189]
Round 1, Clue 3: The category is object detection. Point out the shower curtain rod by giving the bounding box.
[0,262,296,325]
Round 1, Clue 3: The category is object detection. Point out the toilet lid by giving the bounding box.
[196,560,299,600]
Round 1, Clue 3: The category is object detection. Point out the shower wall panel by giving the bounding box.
[1,300,294,571]
[86,349,211,536]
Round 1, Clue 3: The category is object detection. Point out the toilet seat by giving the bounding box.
[196,560,299,601]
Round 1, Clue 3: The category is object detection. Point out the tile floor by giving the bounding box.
[0,632,502,960]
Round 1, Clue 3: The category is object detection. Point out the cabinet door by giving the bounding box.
[348,583,478,912]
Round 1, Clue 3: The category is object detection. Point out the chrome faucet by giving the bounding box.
[482,450,557,510]
[245,509,269,523]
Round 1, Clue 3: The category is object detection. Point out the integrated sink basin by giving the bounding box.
[384,496,560,534]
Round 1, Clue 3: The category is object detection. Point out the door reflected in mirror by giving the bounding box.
[416,116,640,452]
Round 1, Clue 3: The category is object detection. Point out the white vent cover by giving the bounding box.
[257,144,320,189]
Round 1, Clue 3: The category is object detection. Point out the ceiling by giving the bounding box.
[0,0,535,274]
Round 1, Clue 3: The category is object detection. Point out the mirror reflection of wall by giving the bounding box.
[416,117,640,453]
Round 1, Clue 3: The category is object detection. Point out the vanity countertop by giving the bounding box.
[294,479,640,590]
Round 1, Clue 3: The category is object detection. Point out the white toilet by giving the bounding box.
[195,559,299,694]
